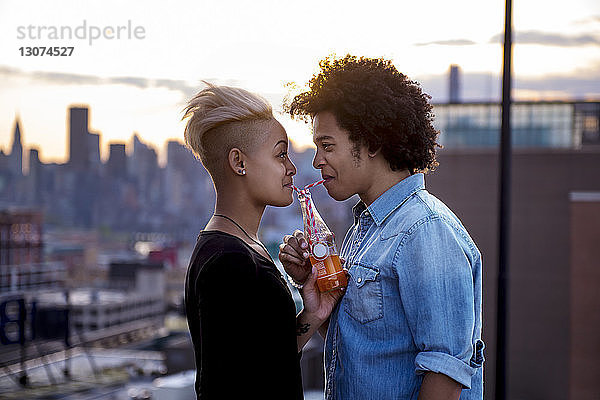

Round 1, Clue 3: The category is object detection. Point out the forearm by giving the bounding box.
[418,372,462,400]
[295,310,326,352]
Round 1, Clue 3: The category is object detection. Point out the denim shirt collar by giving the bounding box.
[353,173,425,226]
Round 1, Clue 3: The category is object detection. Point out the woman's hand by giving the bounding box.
[278,230,312,285]
[300,262,346,322]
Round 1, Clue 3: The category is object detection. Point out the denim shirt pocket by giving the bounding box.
[470,339,485,368]
[344,263,383,324]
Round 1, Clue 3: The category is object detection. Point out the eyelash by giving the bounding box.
[278,151,288,159]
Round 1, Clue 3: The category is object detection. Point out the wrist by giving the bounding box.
[299,307,328,326]
[297,308,323,327]
[287,274,305,289]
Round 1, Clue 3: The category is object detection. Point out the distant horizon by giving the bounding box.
[4,94,600,171]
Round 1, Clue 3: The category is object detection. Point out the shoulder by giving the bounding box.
[191,232,258,278]
[398,206,480,262]
[380,191,478,255]
[379,189,445,239]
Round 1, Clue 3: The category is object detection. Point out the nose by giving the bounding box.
[286,158,297,176]
[313,150,325,170]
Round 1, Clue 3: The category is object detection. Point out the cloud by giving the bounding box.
[415,39,477,46]
[0,66,103,85]
[489,30,600,46]
[572,15,600,25]
[413,31,599,48]
[0,65,198,98]
[108,76,150,89]
[154,78,199,99]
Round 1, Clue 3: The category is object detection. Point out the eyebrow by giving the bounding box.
[273,140,288,149]
[313,135,334,144]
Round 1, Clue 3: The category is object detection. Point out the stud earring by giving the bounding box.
[239,169,246,175]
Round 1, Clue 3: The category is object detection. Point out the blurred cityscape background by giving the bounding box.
[1,0,600,399]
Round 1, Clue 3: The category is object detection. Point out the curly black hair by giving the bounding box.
[286,54,440,173]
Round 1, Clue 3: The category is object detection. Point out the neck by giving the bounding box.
[359,168,412,206]
[207,187,265,239]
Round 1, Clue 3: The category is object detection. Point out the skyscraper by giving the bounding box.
[26,148,42,205]
[9,116,23,176]
[449,64,461,104]
[88,132,101,173]
[107,143,128,179]
[69,106,90,170]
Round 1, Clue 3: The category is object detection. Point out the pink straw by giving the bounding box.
[291,179,325,193]
[292,180,325,245]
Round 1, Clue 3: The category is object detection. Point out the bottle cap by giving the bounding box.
[312,242,328,259]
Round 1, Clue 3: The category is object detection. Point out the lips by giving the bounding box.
[321,174,334,183]
[283,182,294,188]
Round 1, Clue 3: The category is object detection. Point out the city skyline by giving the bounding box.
[4,97,600,173]
[1,0,599,163]
[2,109,184,169]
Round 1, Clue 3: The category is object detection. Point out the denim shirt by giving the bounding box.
[324,173,484,399]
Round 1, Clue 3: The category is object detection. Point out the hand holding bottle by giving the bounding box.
[300,264,345,322]
[279,229,312,286]
[279,181,348,293]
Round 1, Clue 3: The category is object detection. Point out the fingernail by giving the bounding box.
[303,252,309,258]
[301,242,308,249]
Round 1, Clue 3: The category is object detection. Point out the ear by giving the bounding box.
[228,148,247,175]
[367,146,381,158]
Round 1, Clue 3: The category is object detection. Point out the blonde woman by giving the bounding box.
[183,84,342,399]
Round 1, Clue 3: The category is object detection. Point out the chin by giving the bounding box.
[270,193,294,207]
[325,186,353,202]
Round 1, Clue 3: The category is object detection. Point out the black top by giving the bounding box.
[184,231,304,400]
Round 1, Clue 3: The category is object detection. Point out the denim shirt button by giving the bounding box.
[357,277,362,283]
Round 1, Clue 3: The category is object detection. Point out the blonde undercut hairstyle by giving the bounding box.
[183,83,275,183]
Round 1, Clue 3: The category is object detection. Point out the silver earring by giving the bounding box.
[240,169,246,175]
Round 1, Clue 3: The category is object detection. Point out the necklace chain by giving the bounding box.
[213,214,272,261]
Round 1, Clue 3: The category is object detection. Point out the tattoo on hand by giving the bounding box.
[296,322,310,336]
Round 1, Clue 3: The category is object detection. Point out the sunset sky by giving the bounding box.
[1,0,599,166]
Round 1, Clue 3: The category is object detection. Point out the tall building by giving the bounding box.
[107,143,128,179]
[69,106,90,170]
[449,64,461,104]
[68,106,101,172]
[26,148,42,205]
[129,134,161,206]
[9,116,23,177]
[88,132,102,173]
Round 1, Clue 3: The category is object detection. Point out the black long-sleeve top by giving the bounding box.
[184,231,304,400]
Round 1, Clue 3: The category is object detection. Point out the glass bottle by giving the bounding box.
[297,190,347,292]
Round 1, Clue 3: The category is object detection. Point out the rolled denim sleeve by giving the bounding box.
[395,216,479,388]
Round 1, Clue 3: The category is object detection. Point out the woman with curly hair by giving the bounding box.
[279,55,484,400]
